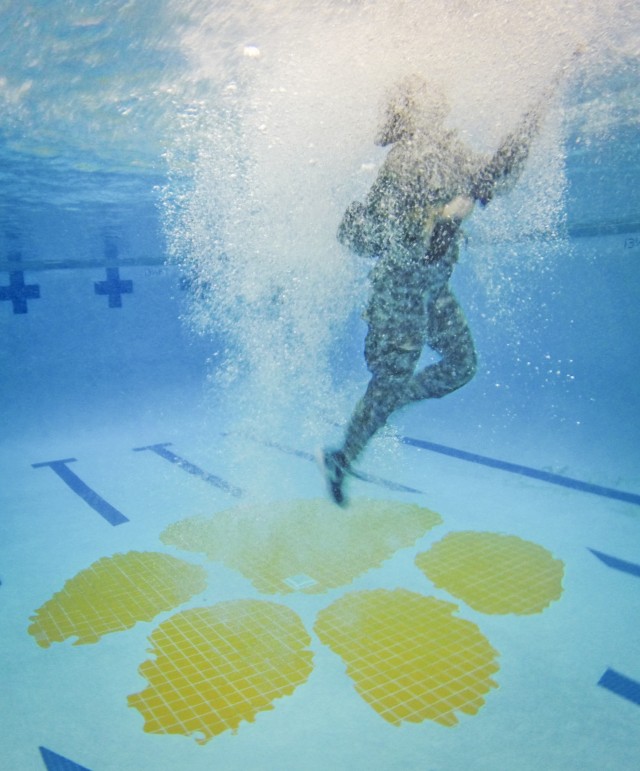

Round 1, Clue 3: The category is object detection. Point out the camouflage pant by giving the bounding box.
[341,280,477,466]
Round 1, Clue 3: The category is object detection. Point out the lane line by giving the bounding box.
[598,669,640,707]
[400,436,640,506]
[31,458,129,526]
[133,443,243,498]
[589,549,640,578]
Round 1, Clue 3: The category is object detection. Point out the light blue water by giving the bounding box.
[1,2,639,770]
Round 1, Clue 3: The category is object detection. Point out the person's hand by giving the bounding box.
[337,201,365,246]
[441,195,475,221]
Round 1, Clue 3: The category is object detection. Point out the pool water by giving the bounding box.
[1,2,639,770]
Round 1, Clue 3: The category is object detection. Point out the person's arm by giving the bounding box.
[473,46,585,206]
[471,107,542,207]
[441,195,475,220]
[337,162,401,257]
[337,201,374,256]
[424,195,475,264]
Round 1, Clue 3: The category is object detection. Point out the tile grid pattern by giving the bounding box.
[128,601,314,743]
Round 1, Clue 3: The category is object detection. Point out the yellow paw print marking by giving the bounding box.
[160,498,441,594]
[127,600,313,744]
[29,500,564,741]
[28,551,207,647]
[415,531,564,615]
[314,589,499,727]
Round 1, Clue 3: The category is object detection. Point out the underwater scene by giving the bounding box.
[1,1,639,769]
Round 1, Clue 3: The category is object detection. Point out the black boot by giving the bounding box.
[320,449,350,507]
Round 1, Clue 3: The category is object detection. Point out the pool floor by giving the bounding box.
[2,391,639,771]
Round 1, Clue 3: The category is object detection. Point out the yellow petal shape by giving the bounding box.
[161,498,441,594]
[128,600,314,744]
[28,551,207,647]
[314,589,499,727]
[415,531,564,615]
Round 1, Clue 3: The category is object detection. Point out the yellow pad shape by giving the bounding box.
[314,589,499,727]
[415,531,564,615]
[161,498,441,595]
[128,600,314,744]
[28,551,207,647]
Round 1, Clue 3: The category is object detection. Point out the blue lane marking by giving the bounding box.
[589,549,640,578]
[133,443,243,497]
[348,466,425,495]
[598,669,640,707]
[39,746,92,771]
[238,435,425,496]
[31,459,129,526]
[400,436,640,506]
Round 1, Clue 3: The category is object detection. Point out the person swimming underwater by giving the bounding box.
[320,74,544,506]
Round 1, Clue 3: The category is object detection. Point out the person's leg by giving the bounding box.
[344,315,422,463]
[321,285,475,506]
[341,371,410,465]
[340,285,478,466]
[406,286,477,401]
[321,373,414,506]
[321,326,420,505]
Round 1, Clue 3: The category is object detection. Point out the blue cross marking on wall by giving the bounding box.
[94,266,133,308]
[0,269,40,314]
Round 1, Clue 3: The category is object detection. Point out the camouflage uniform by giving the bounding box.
[336,128,481,466]
[342,250,476,464]
[321,78,543,505]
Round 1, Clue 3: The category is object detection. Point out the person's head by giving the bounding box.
[375,74,449,146]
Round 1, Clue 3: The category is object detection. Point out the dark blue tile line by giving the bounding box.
[598,669,640,707]
[239,435,425,496]
[589,549,640,578]
[39,746,92,770]
[31,459,129,526]
[0,256,166,272]
[400,436,640,506]
[133,443,243,498]
[568,221,640,238]
[348,467,424,495]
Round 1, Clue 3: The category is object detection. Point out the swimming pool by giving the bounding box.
[2,2,639,770]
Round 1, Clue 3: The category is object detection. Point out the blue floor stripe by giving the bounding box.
[261,438,426,495]
[39,746,92,771]
[31,459,129,526]
[348,466,425,495]
[400,436,640,506]
[133,443,243,498]
[229,435,425,496]
[589,549,640,578]
[598,669,640,707]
